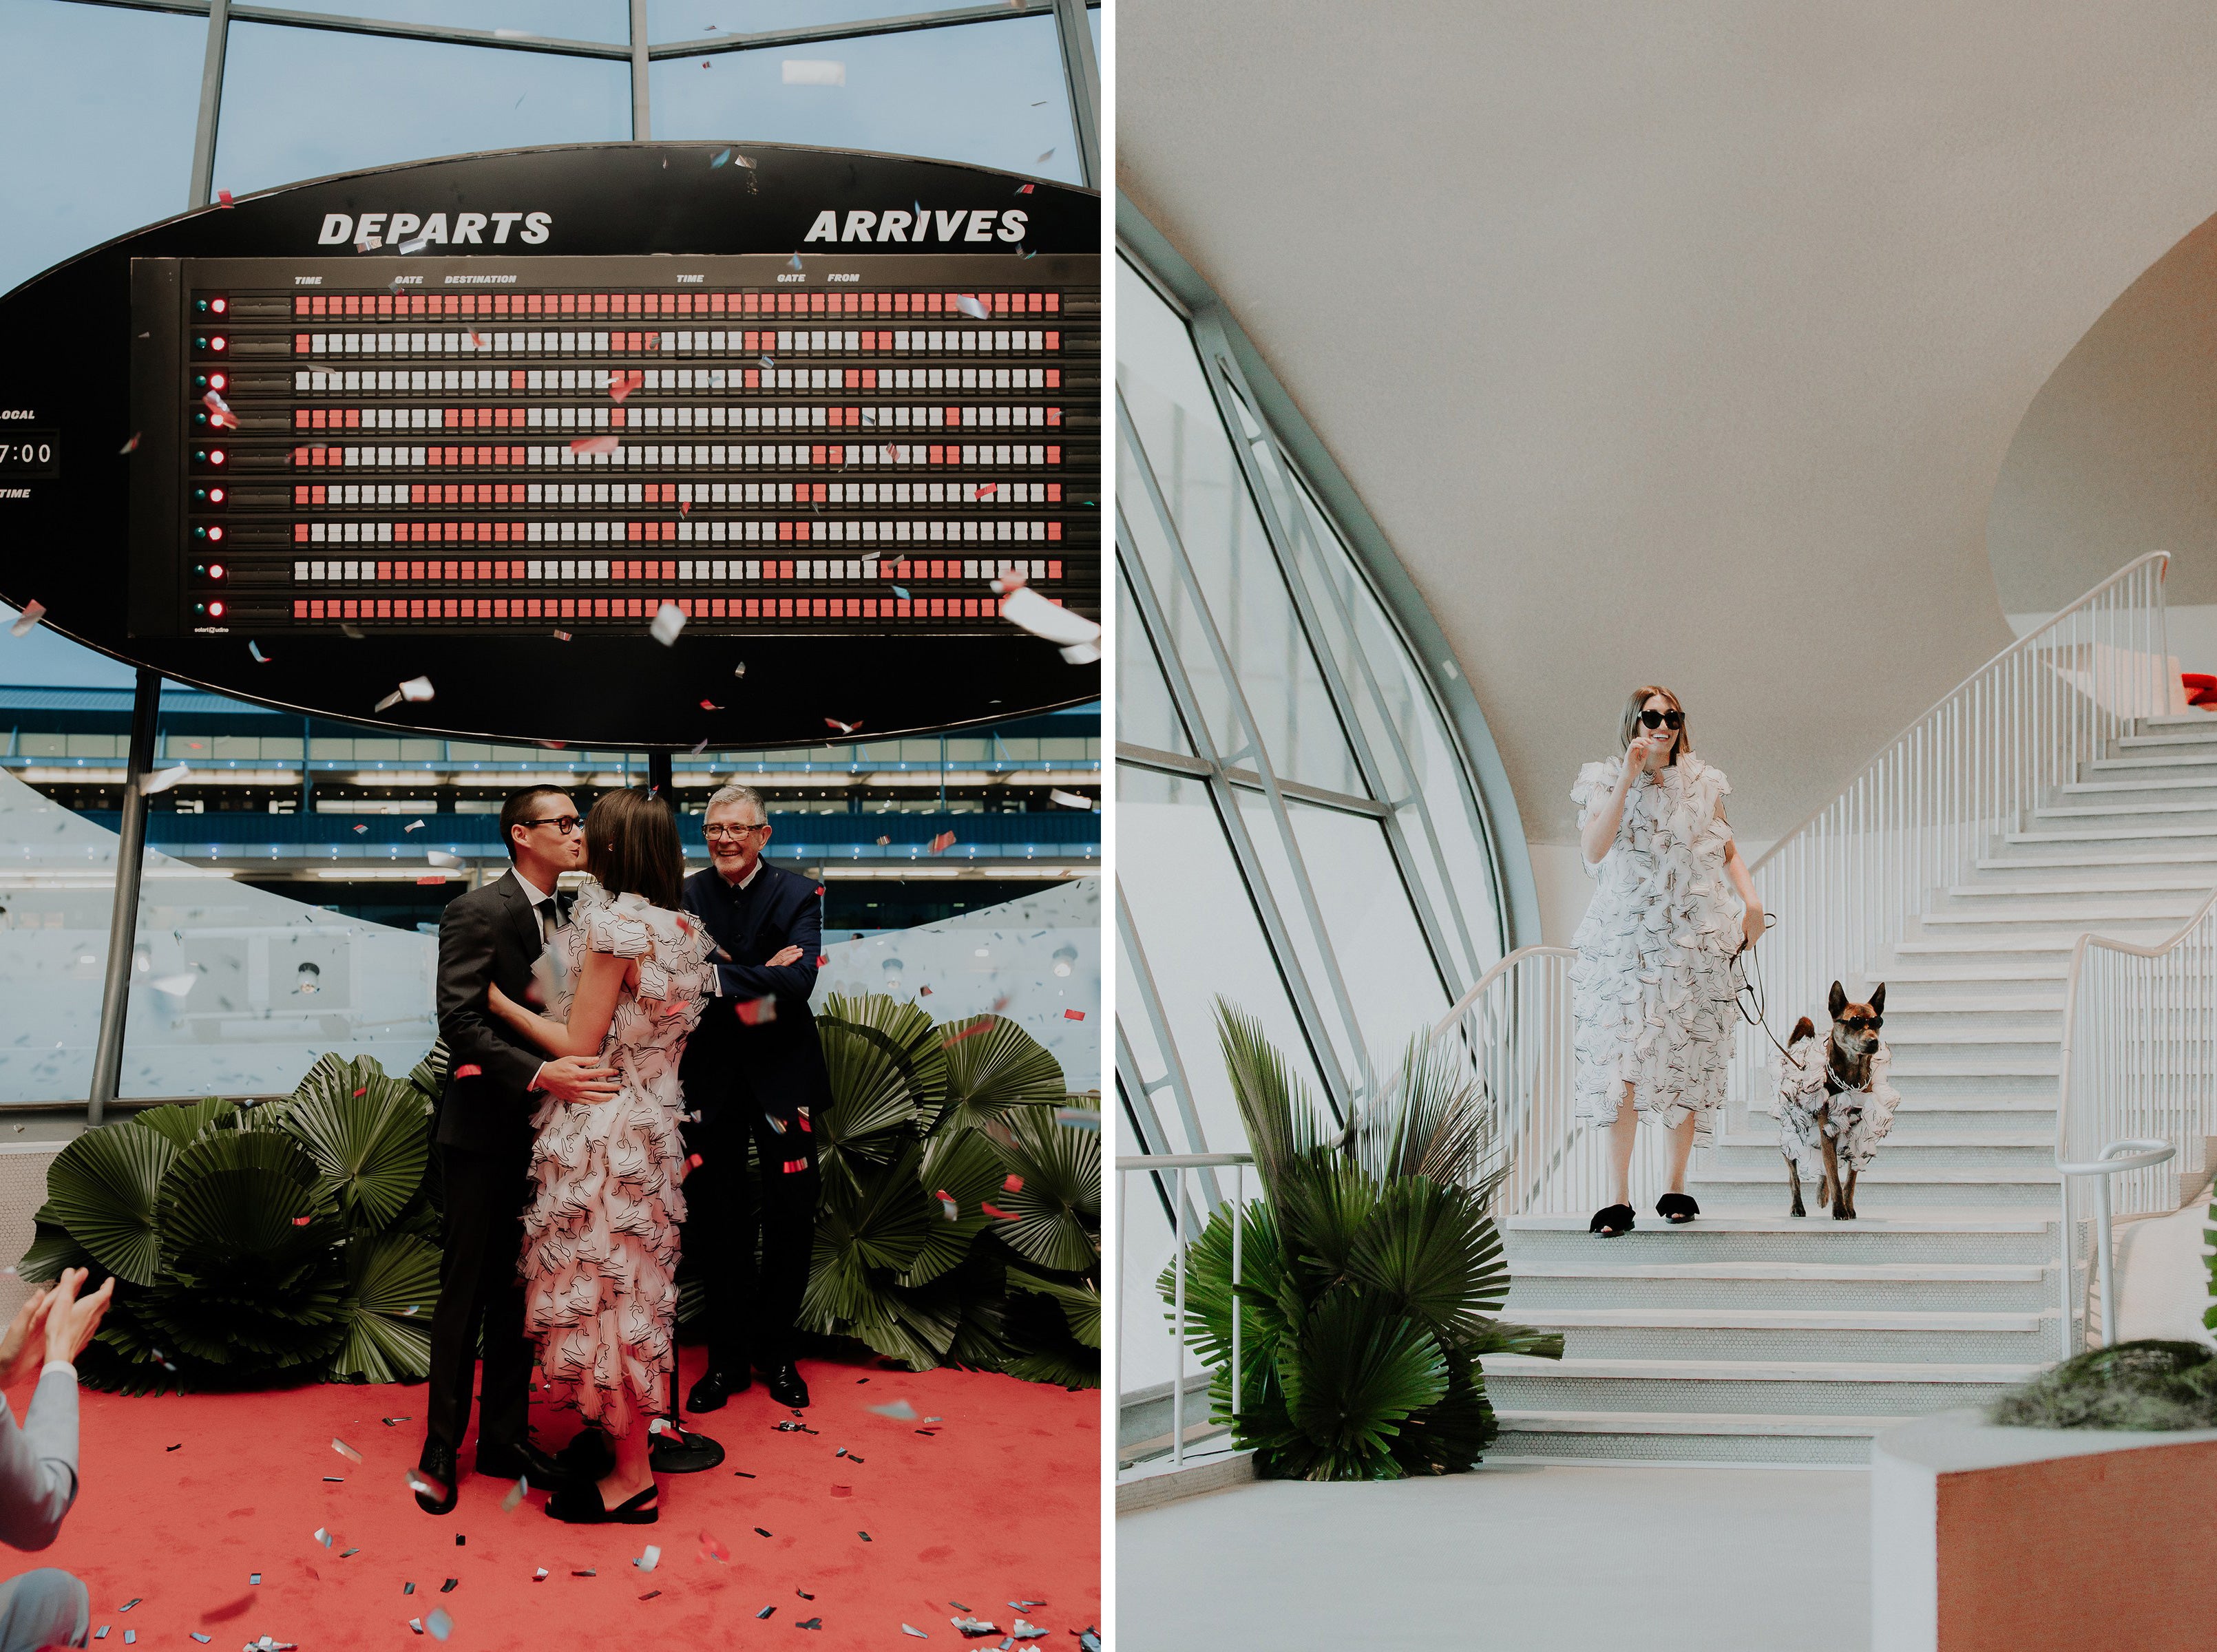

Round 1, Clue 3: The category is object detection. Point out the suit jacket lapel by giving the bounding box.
[500,870,543,957]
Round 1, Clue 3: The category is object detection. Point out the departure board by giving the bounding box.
[0,143,1100,748]
[134,254,1097,638]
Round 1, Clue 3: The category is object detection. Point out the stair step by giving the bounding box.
[1504,1211,2052,1233]
[1946,876,2217,896]
[1689,1167,2056,1187]
[1976,849,2217,870]
[1514,1306,2046,1332]
[1880,1028,2059,1046]
[1917,904,2202,925]
[1509,1260,2044,1283]
[1719,1132,2050,1151]
[2006,824,2217,844]
[2115,730,2217,750]
[1481,1355,2043,1383]
[1493,1409,1900,1437]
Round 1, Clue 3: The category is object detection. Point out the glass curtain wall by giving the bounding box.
[0,0,1098,1105]
[1115,251,1512,1408]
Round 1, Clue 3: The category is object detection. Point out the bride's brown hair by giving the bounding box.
[1619,686,1690,766]
[584,787,685,909]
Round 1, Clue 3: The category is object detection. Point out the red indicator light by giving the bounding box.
[208,449,226,465]
[207,600,226,618]
[209,336,227,352]
[207,487,225,504]
[205,527,224,544]
[210,297,227,314]
[208,372,227,391]
[207,564,226,580]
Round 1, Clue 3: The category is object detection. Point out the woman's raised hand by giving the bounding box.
[1623,733,1658,776]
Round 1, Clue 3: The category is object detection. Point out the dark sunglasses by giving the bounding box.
[518,814,582,834]
[1838,1015,1881,1033]
[1638,710,1685,730]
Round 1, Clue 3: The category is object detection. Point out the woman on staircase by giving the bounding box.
[1572,686,1765,1236]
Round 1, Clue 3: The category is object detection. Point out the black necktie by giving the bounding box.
[539,891,571,944]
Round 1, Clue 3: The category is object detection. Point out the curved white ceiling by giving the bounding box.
[1116,1,2217,841]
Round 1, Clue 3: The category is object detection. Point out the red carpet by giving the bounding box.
[14,1344,1099,1650]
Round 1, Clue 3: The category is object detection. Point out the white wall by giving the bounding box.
[1119,2,2217,845]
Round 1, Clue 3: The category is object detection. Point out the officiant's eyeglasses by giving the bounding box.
[1638,710,1685,730]
[703,821,768,840]
[518,814,582,834]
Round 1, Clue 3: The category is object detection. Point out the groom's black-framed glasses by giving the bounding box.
[702,820,769,841]
[518,814,583,834]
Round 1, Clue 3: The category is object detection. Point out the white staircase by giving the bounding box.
[1484,710,2217,1465]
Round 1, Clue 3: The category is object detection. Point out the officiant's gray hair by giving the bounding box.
[704,783,767,823]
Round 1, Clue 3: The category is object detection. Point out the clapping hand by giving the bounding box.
[0,1286,54,1387]
[40,1268,114,1369]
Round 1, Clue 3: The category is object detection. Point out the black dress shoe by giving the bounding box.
[476,1438,578,1490]
[412,1438,458,1516]
[686,1367,750,1412]
[761,1361,810,1409]
[545,1481,659,1525]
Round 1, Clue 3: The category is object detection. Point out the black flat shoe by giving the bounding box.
[555,1428,616,1482]
[1657,1193,1700,1225]
[545,1481,659,1525]
[412,1438,458,1516]
[687,1368,749,1413]
[477,1437,578,1490]
[1588,1203,1635,1237]
[761,1361,810,1409]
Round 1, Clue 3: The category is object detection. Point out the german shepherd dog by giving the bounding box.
[1780,981,1885,1220]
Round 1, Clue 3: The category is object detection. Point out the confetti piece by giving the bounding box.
[638,1589,661,1601]
[825,717,861,733]
[736,996,777,1026]
[797,1620,823,1631]
[868,1399,917,1421]
[500,1476,525,1512]
[1000,586,1101,655]
[928,830,958,856]
[1064,1008,1086,1020]
[341,1547,360,1558]
[333,1437,363,1465]
[249,1575,260,1585]
[569,435,620,455]
[152,973,196,997]
[918,985,932,996]
[991,564,1027,593]
[952,1619,998,1637]
[982,1203,1015,1220]
[650,602,687,646]
[533,1569,549,1581]
[8,601,44,637]
[758,353,776,370]
[141,765,190,794]
[573,1569,596,1577]
[700,1531,731,1562]
[403,1582,415,1594]
[712,148,733,167]
[426,850,461,868]
[120,1599,141,1611]
[440,1578,457,1593]
[352,823,368,834]
[217,189,234,206]
[1050,789,1092,809]
[470,332,487,348]
[609,371,644,403]
[733,661,748,677]
[756,1607,775,1620]
[1016,183,1034,195]
[248,639,273,664]
[859,1531,872,1540]
[635,1545,660,1571]
[1036,147,1055,162]
[120,432,141,454]
[406,1470,447,1501]
[788,253,804,272]
[954,295,989,320]
[754,1527,773,1538]
[1002,1174,1025,1194]
[313,1527,333,1548]
[891,584,912,600]
[342,622,366,639]
[903,1629,928,1640]
[397,237,430,256]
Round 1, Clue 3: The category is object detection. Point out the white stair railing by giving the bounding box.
[2055,889,2217,1355]
[1735,552,2173,1117]
[1428,945,1672,1216]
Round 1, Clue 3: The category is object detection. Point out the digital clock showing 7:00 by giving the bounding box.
[0,431,59,478]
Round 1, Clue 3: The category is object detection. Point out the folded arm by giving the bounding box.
[712,896,821,1002]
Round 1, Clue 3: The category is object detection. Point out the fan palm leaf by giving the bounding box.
[1276,1289,1448,1481]
[45,1123,177,1285]
[279,1086,430,1232]
[1356,1035,1504,1196]
[17,1221,93,1286]
[132,1098,238,1153]
[1345,1176,1508,1346]
[814,994,946,1192]
[1008,1270,1100,1348]
[1213,998,1327,1203]
[932,1015,1067,1136]
[326,1230,439,1383]
[901,1127,1005,1288]
[988,1106,1100,1272]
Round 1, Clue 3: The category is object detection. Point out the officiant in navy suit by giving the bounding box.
[677,782,831,1412]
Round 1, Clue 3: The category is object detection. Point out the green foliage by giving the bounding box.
[23,1047,448,1395]
[1157,1006,1562,1481]
[792,996,1100,1386]
[1989,1339,2217,1430]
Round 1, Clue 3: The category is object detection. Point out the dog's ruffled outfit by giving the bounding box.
[1773,1031,1900,1178]
[1570,752,1743,1146]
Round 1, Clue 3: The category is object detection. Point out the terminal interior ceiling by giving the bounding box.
[1115,0,2217,850]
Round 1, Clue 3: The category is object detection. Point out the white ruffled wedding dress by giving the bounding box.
[518,881,715,1434]
[1569,752,1743,1147]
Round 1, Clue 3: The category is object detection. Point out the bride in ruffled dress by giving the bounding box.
[1570,686,1765,1238]
[482,786,715,1524]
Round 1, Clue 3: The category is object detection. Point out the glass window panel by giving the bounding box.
[310,739,355,759]
[260,737,305,761]
[647,17,1080,186]
[213,23,630,199]
[651,1,952,37]
[1115,260,1361,795]
[0,765,433,1103]
[1115,559,1190,757]
[264,3,627,43]
[19,734,65,759]
[0,4,206,294]
[1117,765,1332,1156]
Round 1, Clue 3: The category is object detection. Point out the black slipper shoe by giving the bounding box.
[545,1481,659,1525]
[1657,1192,1700,1225]
[1588,1203,1635,1236]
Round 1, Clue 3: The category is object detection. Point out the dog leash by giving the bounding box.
[1725,910,1802,1063]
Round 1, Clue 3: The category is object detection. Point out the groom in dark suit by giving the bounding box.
[414,785,621,1515]
[679,782,830,1412]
